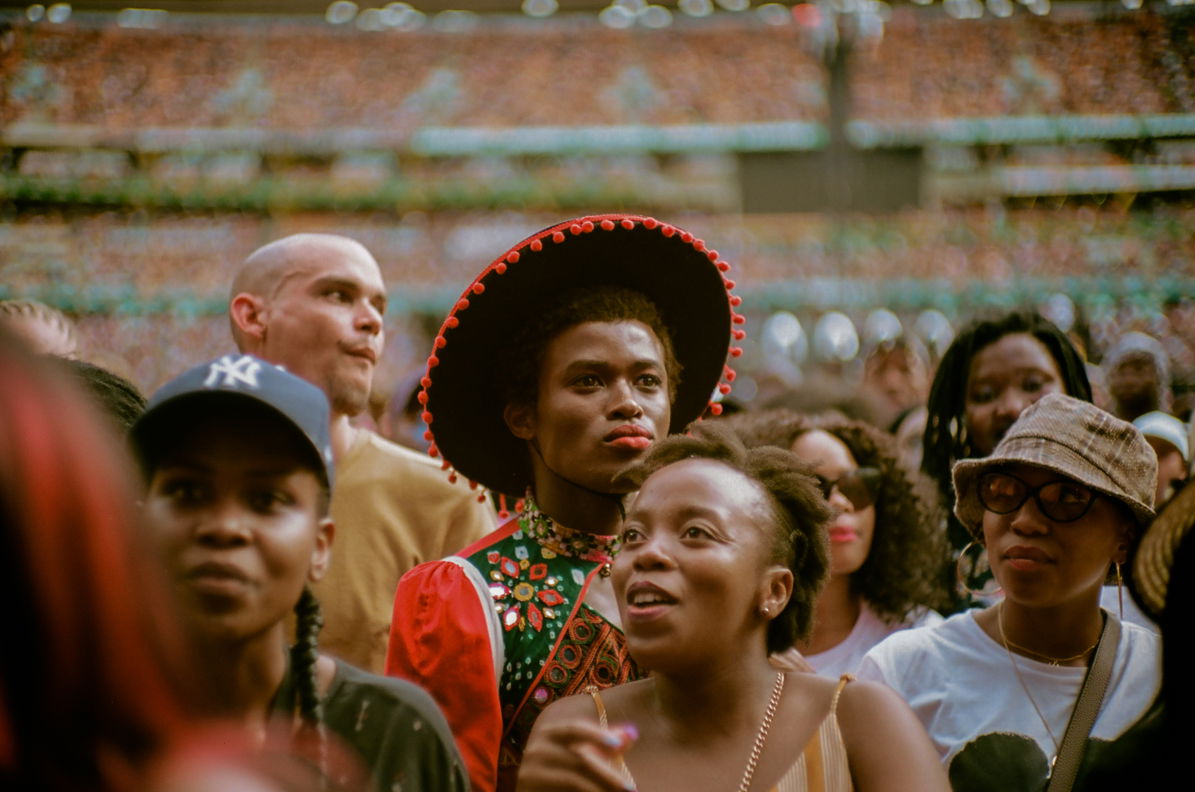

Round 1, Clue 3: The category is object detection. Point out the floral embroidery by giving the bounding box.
[488,549,567,632]
[519,491,620,567]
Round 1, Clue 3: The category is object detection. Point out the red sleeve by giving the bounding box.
[386,560,501,792]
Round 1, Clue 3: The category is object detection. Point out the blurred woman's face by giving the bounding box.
[965,333,1064,456]
[980,463,1129,611]
[613,458,787,670]
[791,430,876,579]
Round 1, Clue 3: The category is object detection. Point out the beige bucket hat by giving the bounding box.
[952,393,1156,536]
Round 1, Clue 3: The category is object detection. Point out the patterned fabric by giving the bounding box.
[771,675,854,792]
[463,499,643,787]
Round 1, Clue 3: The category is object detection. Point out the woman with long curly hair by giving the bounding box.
[725,408,953,676]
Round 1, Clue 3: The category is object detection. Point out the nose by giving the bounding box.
[994,388,1029,422]
[827,485,854,514]
[607,379,644,420]
[630,534,675,571]
[1008,498,1050,537]
[194,500,252,547]
[356,300,384,335]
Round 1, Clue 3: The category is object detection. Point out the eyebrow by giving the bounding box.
[311,275,387,308]
[564,359,663,372]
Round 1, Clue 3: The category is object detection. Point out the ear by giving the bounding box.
[758,564,794,621]
[503,402,536,441]
[308,517,334,583]
[1112,524,1134,566]
[229,292,268,348]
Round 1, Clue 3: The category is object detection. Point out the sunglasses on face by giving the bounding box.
[977,470,1098,523]
[815,467,881,510]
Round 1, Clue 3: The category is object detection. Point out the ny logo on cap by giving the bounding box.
[204,355,262,390]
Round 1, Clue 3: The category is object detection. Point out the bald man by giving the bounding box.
[230,233,495,672]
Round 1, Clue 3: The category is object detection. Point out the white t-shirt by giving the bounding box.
[858,610,1160,791]
[806,604,942,678]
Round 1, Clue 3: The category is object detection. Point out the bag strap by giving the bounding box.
[1046,611,1122,792]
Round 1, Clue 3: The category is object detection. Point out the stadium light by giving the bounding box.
[25,4,44,21]
[599,4,636,27]
[679,0,715,17]
[640,4,672,26]
[755,2,790,23]
[522,0,559,17]
[47,3,69,23]
[715,0,751,12]
[325,1,358,24]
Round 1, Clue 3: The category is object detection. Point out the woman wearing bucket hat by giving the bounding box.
[384,215,739,792]
[859,393,1162,792]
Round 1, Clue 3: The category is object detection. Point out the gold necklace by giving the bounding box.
[996,604,1090,768]
[998,610,1098,667]
[623,672,786,791]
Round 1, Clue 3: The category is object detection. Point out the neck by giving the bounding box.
[530,465,625,537]
[194,625,291,732]
[799,573,862,656]
[651,652,780,743]
[984,594,1104,666]
[329,413,358,461]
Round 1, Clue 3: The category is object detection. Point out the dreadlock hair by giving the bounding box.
[921,310,1091,547]
[290,585,328,787]
[724,408,955,621]
[624,421,832,653]
[0,298,78,357]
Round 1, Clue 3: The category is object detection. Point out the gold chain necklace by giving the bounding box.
[997,604,1089,768]
[998,608,1098,666]
[623,672,786,792]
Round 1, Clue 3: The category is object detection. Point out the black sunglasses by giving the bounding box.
[977,470,1098,523]
[815,467,881,510]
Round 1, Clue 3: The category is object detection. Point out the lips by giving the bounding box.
[604,424,654,451]
[624,581,678,622]
[343,344,378,365]
[828,525,859,543]
[183,561,252,599]
[1003,544,1053,571]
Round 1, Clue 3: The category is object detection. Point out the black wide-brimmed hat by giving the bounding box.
[419,214,743,498]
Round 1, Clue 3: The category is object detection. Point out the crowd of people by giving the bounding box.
[2,210,1189,792]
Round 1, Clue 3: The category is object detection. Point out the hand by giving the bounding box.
[517,719,638,792]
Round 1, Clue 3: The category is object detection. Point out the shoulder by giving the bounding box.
[329,659,455,733]
[859,610,975,685]
[349,430,453,478]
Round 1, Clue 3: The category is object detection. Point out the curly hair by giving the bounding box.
[723,408,953,622]
[497,285,680,409]
[623,421,831,652]
[920,310,1091,549]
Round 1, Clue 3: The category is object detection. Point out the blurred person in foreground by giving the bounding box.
[131,354,469,791]
[861,394,1161,791]
[727,408,952,676]
[229,233,495,672]
[518,423,949,792]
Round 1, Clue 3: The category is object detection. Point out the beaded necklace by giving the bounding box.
[519,492,621,575]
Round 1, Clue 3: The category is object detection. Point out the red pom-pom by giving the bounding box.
[581,220,595,232]
[570,224,583,235]
[552,231,565,243]
[468,479,479,490]
[434,335,447,349]
[733,314,746,325]
[709,402,724,416]
[421,410,433,424]
[680,232,693,243]
[417,391,428,404]
[515,498,526,512]
[725,367,737,381]
[421,376,432,388]
[472,282,486,295]
[733,329,746,340]
[661,225,675,238]
[499,509,510,520]
[428,445,438,458]
[456,298,470,311]
[424,430,435,441]
[477,493,487,503]
[448,473,458,483]
[446,316,460,328]
[643,217,658,229]
[717,260,731,272]
[495,262,507,274]
[724,280,736,290]
[730,347,743,357]
[707,250,719,261]
[718,383,732,394]
[730,296,743,307]
[441,459,451,470]
[693,239,705,252]
[427,355,440,368]
[621,219,635,230]
[601,219,615,231]
[506,251,520,264]
[531,239,543,252]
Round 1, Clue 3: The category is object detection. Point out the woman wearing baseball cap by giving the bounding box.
[859,393,1162,791]
[384,215,739,792]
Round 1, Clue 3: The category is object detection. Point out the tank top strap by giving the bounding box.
[829,673,854,714]
[584,685,610,728]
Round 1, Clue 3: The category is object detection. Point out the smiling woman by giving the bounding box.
[859,394,1162,792]
[517,422,950,792]
[384,214,737,792]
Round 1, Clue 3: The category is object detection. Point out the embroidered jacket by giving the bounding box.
[385,500,642,792]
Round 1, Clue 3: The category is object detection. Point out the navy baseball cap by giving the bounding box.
[131,353,335,489]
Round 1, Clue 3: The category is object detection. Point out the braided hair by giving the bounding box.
[290,585,328,786]
[624,421,832,653]
[920,310,1091,547]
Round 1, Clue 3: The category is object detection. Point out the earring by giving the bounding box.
[1115,561,1124,620]
[956,540,1001,600]
[760,605,770,617]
